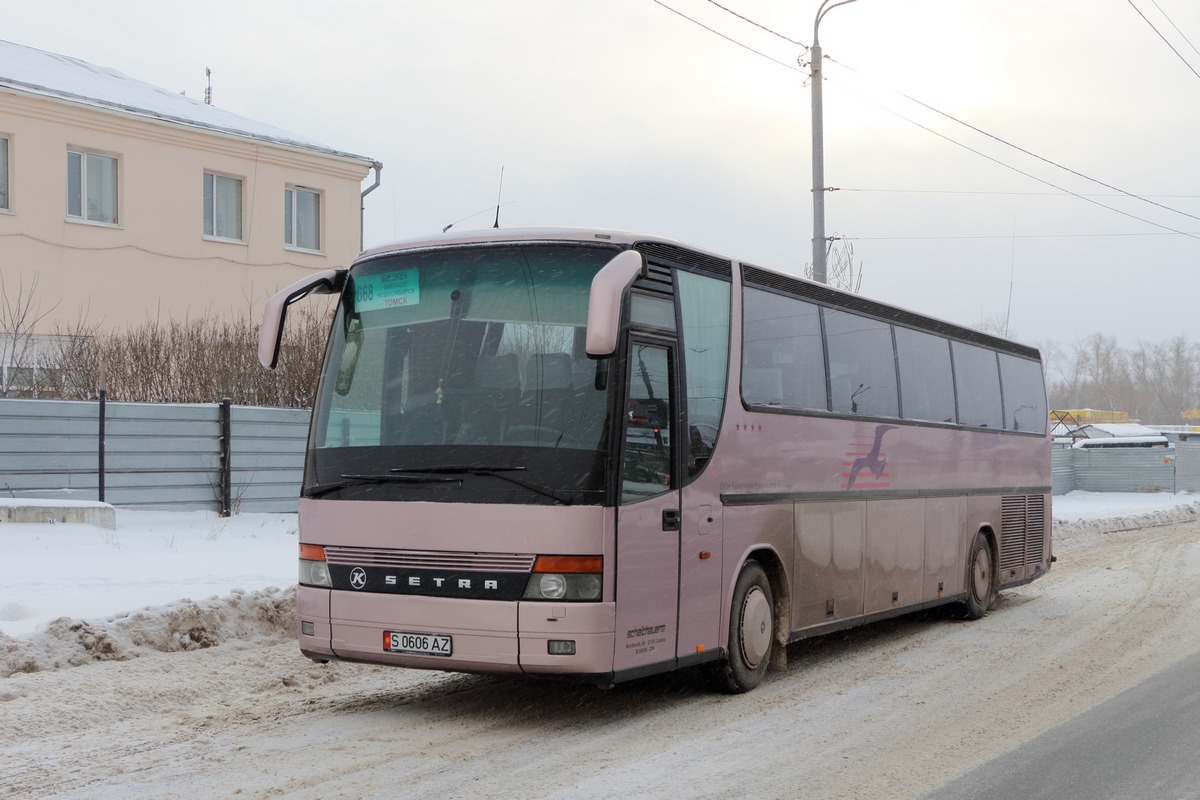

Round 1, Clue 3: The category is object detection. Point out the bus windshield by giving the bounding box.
[307,242,621,505]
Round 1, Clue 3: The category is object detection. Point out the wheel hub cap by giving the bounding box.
[740,587,772,668]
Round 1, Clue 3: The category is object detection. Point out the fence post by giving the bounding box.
[219,398,232,516]
[98,366,106,503]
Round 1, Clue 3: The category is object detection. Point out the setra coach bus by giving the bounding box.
[259,228,1051,693]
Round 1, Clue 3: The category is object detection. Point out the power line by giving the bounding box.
[702,0,807,47]
[1126,0,1200,80]
[649,0,805,73]
[846,231,1200,241]
[1150,0,1200,58]
[649,0,1200,238]
[832,80,1200,241]
[825,55,1200,228]
[841,188,1200,198]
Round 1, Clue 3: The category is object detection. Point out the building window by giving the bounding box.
[203,171,243,241]
[67,149,118,224]
[284,185,321,251]
[1,134,9,210]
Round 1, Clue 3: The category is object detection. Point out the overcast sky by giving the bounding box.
[7,0,1199,351]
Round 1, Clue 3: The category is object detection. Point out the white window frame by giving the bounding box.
[66,148,119,225]
[284,184,322,252]
[203,170,244,242]
[1,134,10,212]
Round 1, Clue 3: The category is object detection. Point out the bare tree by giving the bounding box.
[804,238,863,293]
[0,274,59,396]
[35,305,331,407]
[978,315,1016,340]
[1046,333,1200,423]
[1128,336,1200,422]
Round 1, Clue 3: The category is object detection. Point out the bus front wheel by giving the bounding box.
[961,531,995,620]
[707,560,774,693]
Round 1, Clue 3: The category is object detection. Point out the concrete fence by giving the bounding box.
[0,398,309,513]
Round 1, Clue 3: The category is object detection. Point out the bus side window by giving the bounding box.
[952,342,1003,429]
[823,307,898,418]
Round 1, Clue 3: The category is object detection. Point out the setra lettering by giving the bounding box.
[367,572,505,593]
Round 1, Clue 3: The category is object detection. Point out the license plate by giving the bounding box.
[383,630,452,657]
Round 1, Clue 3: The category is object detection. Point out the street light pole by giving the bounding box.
[811,0,857,285]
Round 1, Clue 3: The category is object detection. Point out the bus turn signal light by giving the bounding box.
[533,555,602,573]
[299,543,327,561]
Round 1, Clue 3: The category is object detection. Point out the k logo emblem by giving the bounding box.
[350,567,367,590]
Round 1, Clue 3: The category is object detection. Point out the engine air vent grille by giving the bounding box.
[323,546,536,572]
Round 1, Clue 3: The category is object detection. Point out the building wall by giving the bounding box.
[0,88,371,335]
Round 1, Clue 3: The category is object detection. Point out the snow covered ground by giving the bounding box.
[2,492,1199,799]
[2,492,1198,678]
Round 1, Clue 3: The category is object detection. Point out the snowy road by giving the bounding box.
[3,516,1199,799]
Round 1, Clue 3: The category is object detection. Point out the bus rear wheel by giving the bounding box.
[961,531,995,620]
[706,560,774,693]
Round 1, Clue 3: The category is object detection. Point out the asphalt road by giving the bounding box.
[922,648,1200,800]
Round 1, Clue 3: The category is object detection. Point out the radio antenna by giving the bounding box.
[492,166,505,228]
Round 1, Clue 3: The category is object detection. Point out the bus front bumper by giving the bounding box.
[297,586,616,677]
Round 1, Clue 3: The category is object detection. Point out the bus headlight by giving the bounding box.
[522,555,603,602]
[299,543,332,588]
[534,573,567,599]
[574,574,602,600]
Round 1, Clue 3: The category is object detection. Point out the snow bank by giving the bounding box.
[1,587,294,679]
[1052,491,1200,541]
[2,507,298,677]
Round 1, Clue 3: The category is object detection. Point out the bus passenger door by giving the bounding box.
[613,340,681,675]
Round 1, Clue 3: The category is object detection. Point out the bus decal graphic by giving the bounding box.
[844,424,898,490]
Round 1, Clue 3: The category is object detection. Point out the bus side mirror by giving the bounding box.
[334,316,363,395]
[258,269,343,369]
[586,250,646,358]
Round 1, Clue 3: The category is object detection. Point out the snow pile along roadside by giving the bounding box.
[1,586,294,679]
[1052,493,1200,541]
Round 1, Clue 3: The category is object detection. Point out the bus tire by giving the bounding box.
[707,560,774,693]
[961,531,994,620]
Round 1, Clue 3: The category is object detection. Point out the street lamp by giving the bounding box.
[810,0,858,284]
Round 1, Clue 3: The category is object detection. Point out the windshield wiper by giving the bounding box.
[389,465,526,473]
[307,473,462,498]
[390,466,572,505]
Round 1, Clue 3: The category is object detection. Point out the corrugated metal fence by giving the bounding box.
[1053,442,1200,495]
[1051,449,1075,495]
[4,397,1197,509]
[0,398,309,513]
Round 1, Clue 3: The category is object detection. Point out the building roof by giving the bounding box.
[0,39,374,165]
[1079,423,1163,438]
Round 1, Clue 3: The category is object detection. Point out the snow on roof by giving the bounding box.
[1080,423,1163,438]
[1071,435,1170,448]
[0,39,373,165]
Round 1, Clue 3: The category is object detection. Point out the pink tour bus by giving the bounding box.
[259,228,1051,693]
